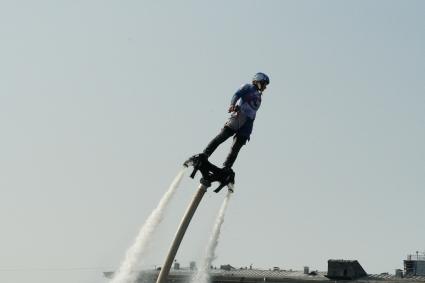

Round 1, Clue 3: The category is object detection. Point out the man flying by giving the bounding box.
[200,72,270,169]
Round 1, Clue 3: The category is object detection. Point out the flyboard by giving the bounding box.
[184,153,235,193]
[155,154,235,283]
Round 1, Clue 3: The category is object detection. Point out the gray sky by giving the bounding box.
[1,1,424,283]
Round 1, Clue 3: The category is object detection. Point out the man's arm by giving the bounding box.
[228,84,250,112]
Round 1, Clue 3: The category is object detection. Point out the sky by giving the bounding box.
[0,1,424,283]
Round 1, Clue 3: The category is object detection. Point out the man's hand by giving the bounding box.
[228,105,237,113]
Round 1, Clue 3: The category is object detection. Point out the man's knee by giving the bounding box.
[221,126,235,137]
[203,126,235,156]
[233,134,248,147]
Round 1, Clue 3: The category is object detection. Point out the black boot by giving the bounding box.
[222,135,247,169]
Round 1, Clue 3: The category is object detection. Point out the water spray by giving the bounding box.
[155,154,235,283]
[111,167,186,283]
[190,190,233,283]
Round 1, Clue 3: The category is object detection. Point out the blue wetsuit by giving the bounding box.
[226,83,262,139]
[231,83,262,120]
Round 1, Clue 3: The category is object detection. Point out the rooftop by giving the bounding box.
[104,268,425,283]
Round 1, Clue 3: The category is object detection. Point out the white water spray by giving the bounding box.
[190,190,233,283]
[111,168,186,283]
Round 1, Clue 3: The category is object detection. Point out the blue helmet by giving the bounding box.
[252,72,270,85]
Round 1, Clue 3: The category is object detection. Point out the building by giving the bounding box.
[104,259,425,283]
[404,252,425,276]
[326,259,367,280]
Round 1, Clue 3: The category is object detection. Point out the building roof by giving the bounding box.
[104,268,425,283]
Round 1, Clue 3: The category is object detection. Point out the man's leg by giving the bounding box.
[203,126,235,157]
[222,135,248,169]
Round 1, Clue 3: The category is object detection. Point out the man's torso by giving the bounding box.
[235,84,262,119]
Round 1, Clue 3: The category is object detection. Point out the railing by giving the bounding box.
[407,253,425,261]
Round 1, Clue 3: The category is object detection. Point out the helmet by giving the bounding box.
[252,72,270,85]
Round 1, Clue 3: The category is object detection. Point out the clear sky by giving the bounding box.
[1,1,424,283]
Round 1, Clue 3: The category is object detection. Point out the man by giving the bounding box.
[201,72,270,169]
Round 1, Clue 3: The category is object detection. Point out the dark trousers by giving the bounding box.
[203,126,248,168]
